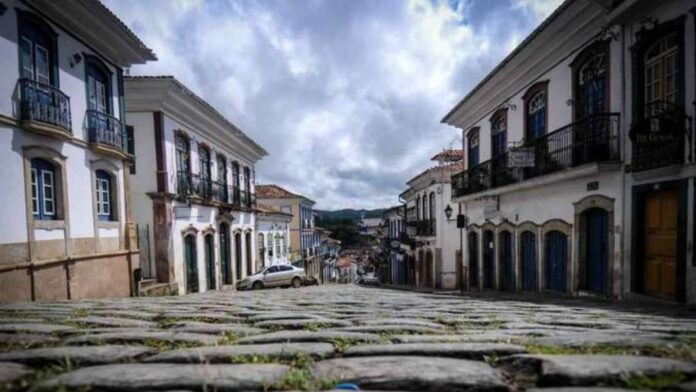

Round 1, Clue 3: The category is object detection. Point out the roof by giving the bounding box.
[337,257,354,268]
[256,184,315,204]
[125,76,267,159]
[30,0,156,65]
[407,161,464,185]
[441,0,572,124]
[256,203,292,217]
[430,149,464,162]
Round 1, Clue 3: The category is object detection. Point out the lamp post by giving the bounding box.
[444,204,453,221]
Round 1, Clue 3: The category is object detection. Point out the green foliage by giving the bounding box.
[621,372,687,390]
[141,339,202,352]
[218,331,239,345]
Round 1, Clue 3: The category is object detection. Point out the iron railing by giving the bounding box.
[86,110,123,151]
[213,181,229,203]
[452,113,620,197]
[177,171,212,200]
[18,78,71,132]
[630,101,688,172]
[413,219,436,237]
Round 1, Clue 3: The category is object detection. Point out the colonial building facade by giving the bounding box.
[444,0,695,303]
[256,184,318,275]
[0,0,155,302]
[125,76,266,295]
[401,152,462,290]
[256,204,292,268]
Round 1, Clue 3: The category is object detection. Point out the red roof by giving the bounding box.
[256,184,312,201]
[430,149,463,162]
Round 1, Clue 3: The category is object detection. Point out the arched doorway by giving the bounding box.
[499,231,514,292]
[219,223,231,285]
[483,230,495,289]
[245,232,253,275]
[520,231,537,291]
[583,208,608,293]
[183,234,198,293]
[234,232,242,280]
[258,233,265,268]
[468,231,479,289]
[545,230,567,292]
[204,234,215,291]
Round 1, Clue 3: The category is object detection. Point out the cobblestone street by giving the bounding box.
[1,285,695,391]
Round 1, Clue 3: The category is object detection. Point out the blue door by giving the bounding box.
[499,231,514,291]
[586,208,608,293]
[468,232,479,288]
[545,231,567,292]
[520,231,536,291]
[483,231,495,289]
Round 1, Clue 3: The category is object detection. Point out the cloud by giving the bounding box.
[105,0,561,209]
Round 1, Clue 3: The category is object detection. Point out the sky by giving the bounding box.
[105,0,563,210]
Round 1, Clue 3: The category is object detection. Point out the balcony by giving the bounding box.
[17,78,72,137]
[453,113,620,198]
[212,181,229,203]
[412,219,435,237]
[86,110,124,156]
[177,171,212,200]
[232,185,241,206]
[630,101,689,172]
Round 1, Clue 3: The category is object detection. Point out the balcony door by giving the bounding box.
[573,42,609,165]
[18,14,55,86]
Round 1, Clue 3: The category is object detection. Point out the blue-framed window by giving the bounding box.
[18,11,57,87]
[85,57,111,114]
[491,112,507,158]
[95,170,114,221]
[468,129,479,168]
[30,158,57,220]
[527,92,546,140]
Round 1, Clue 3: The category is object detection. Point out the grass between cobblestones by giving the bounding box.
[523,342,696,360]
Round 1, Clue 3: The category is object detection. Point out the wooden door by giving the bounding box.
[586,208,608,293]
[468,232,479,288]
[545,231,567,292]
[643,190,677,299]
[499,231,514,292]
[520,231,536,291]
[205,234,215,291]
[483,231,495,289]
[184,235,198,293]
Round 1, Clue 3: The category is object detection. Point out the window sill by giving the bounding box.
[33,219,66,230]
[97,221,120,229]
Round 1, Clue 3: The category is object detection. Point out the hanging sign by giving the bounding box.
[508,147,535,168]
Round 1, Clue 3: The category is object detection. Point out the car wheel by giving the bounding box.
[252,281,264,290]
[292,277,302,288]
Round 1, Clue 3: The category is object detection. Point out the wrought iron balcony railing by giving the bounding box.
[18,78,71,133]
[232,185,241,206]
[630,101,689,172]
[177,171,212,200]
[212,181,229,203]
[413,219,436,237]
[452,113,620,198]
[86,110,123,152]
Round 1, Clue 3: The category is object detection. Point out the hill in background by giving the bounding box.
[315,208,386,222]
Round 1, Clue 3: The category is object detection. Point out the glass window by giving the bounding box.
[267,234,273,256]
[175,135,190,172]
[95,170,113,221]
[30,158,57,220]
[280,265,293,272]
[491,114,507,158]
[468,130,480,168]
[18,17,54,86]
[527,91,546,140]
[86,59,110,114]
[645,34,678,107]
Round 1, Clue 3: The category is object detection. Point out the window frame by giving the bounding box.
[95,170,115,221]
[30,158,58,221]
[17,10,58,87]
[571,40,610,121]
[522,81,549,142]
[84,55,113,115]
[489,108,508,159]
[467,127,480,169]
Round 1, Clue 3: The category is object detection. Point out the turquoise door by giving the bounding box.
[205,234,215,290]
[520,231,536,291]
[184,235,198,293]
[545,231,567,292]
[219,223,230,284]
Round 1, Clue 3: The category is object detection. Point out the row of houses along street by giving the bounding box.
[381,0,696,305]
[0,0,340,302]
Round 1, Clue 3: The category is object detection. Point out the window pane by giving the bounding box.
[96,82,107,113]
[20,37,34,80]
[42,170,55,215]
[31,168,38,214]
[35,45,50,85]
[87,76,97,110]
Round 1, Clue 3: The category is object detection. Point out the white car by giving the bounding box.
[358,272,380,286]
[236,265,306,290]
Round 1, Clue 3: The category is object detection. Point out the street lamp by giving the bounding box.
[444,204,453,221]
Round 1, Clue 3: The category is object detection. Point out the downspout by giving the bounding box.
[619,22,627,300]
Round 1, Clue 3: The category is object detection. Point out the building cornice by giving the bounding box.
[442,0,608,131]
[125,77,267,164]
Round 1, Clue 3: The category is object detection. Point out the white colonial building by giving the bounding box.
[256,204,292,268]
[0,0,155,302]
[125,76,267,295]
[445,0,695,304]
[401,151,462,290]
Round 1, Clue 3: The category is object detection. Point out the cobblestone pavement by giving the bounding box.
[1,285,695,391]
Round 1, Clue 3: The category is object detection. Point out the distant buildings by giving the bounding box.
[256,205,292,268]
